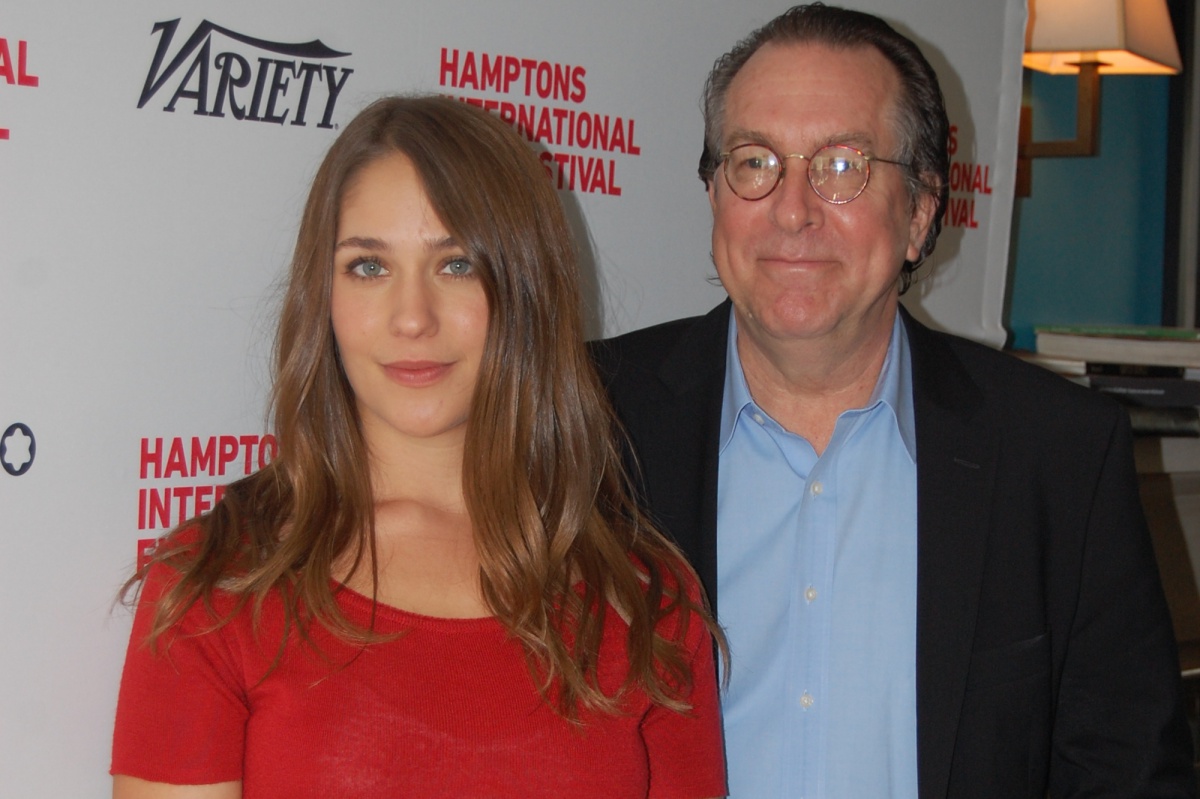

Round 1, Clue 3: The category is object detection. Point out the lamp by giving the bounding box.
[1017,0,1182,196]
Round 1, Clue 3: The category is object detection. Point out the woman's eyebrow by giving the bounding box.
[426,235,460,251]
[334,235,389,252]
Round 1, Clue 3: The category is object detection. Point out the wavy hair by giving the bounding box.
[698,2,950,291]
[125,95,721,718]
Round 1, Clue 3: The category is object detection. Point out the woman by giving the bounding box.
[111,95,726,798]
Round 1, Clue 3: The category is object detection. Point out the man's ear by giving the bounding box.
[906,183,940,264]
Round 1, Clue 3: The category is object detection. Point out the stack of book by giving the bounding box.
[1028,324,1200,437]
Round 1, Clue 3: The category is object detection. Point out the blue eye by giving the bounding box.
[441,258,474,277]
[349,259,387,278]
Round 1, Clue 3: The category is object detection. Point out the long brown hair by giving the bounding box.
[129,95,723,717]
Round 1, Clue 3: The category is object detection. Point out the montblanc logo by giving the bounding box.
[137,19,353,128]
[1,423,35,476]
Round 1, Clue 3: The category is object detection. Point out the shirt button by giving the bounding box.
[800,691,814,709]
[810,481,823,496]
[805,585,818,603]
[752,412,765,425]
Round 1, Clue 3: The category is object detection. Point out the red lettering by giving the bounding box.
[145,487,170,530]
[534,107,553,143]
[504,56,521,93]
[571,66,586,103]
[610,119,625,153]
[0,39,12,84]
[591,158,610,194]
[480,52,503,92]
[239,434,258,473]
[520,58,537,95]
[533,61,550,98]
[552,107,569,144]
[948,124,958,156]
[609,118,640,156]
[575,112,592,149]
[218,435,239,474]
[553,151,570,189]
[172,485,195,522]
[578,155,596,191]
[164,437,187,478]
[943,197,979,229]
[0,129,8,140]
[140,437,163,479]
[947,162,994,196]
[552,63,572,101]
[194,484,214,515]
[607,159,621,196]
[590,114,608,151]
[460,50,478,90]
[137,537,161,571]
[516,103,535,140]
[258,434,278,468]
[439,47,459,87]
[191,436,215,475]
[17,41,37,87]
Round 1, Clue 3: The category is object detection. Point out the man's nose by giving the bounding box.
[768,160,824,233]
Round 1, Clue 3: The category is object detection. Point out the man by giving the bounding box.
[593,5,1195,798]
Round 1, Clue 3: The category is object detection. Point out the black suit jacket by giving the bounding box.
[593,301,1195,798]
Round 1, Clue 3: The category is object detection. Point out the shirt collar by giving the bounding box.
[719,311,917,462]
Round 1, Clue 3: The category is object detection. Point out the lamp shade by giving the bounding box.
[1024,0,1182,74]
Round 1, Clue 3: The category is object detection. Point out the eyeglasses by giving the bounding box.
[717,143,910,204]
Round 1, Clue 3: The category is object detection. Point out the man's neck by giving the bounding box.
[735,307,897,455]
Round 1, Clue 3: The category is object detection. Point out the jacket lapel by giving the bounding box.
[649,301,730,608]
[902,309,999,799]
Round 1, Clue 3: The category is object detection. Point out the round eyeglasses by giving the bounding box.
[717,143,911,204]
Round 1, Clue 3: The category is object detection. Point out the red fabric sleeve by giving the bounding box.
[641,610,727,799]
[110,562,250,784]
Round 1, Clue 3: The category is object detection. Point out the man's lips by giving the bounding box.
[382,360,453,387]
[757,255,838,272]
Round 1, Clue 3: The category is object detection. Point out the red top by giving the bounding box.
[112,562,726,798]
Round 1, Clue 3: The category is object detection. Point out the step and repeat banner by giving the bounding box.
[0,1,1023,793]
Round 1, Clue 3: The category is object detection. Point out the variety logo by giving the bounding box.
[1,423,35,476]
[0,37,41,140]
[138,19,353,128]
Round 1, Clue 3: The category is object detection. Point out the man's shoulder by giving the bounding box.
[910,319,1123,423]
[590,303,730,383]
[593,314,704,367]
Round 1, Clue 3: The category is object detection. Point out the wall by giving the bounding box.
[0,2,1023,794]
[1008,71,1171,350]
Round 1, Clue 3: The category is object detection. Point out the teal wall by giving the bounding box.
[1007,71,1171,350]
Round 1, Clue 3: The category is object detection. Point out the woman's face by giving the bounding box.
[330,152,489,452]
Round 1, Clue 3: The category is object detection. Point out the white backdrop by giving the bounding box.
[0,1,1023,794]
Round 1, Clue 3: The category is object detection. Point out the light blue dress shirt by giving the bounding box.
[717,312,918,799]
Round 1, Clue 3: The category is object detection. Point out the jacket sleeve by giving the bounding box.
[1049,408,1196,797]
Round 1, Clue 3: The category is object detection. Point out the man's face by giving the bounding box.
[709,42,937,355]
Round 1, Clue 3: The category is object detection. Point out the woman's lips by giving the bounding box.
[382,360,453,387]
